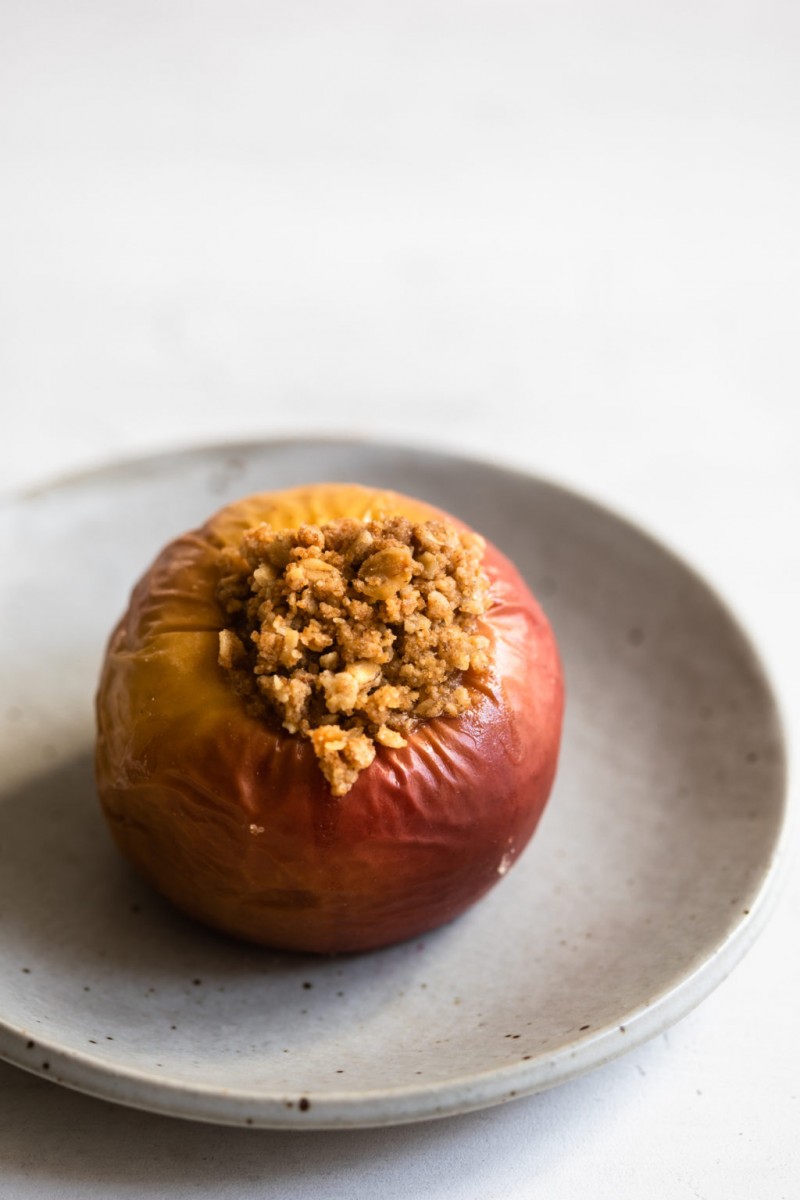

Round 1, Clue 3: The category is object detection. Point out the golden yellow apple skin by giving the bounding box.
[95,483,564,953]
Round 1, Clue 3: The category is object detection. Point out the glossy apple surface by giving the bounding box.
[95,483,564,954]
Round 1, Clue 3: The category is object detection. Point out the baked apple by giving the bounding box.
[95,483,564,954]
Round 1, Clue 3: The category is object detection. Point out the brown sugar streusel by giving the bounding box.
[216,514,492,795]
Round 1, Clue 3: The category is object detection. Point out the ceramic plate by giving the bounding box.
[0,440,789,1128]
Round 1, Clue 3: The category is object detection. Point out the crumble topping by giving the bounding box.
[216,515,491,795]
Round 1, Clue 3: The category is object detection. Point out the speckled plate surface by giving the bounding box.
[0,439,789,1128]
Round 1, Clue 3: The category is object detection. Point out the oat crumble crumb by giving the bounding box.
[216,515,491,795]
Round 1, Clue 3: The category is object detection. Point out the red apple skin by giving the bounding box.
[95,483,564,954]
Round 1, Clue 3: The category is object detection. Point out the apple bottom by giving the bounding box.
[97,691,558,955]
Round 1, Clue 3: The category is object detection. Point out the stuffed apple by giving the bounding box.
[95,483,564,954]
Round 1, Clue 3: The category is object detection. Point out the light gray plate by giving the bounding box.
[0,439,789,1128]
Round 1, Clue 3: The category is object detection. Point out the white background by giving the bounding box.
[1,2,798,1196]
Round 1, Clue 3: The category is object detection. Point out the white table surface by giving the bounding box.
[1,3,798,1196]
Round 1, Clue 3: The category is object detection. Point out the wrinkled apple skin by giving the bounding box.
[95,484,564,954]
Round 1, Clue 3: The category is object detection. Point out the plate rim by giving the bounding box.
[0,436,793,1129]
